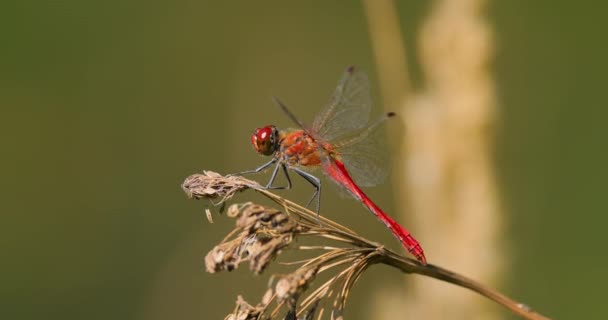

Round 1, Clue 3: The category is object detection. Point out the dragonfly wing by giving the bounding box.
[336,124,389,187]
[312,66,372,141]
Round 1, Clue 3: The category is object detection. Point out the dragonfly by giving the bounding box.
[239,66,426,264]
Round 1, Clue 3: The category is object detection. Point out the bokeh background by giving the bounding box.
[2,1,606,319]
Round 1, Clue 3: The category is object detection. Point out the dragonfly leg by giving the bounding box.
[264,162,292,190]
[232,158,276,176]
[293,167,322,215]
[231,159,290,189]
[281,164,292,189]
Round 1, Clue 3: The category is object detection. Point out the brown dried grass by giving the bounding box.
[182,172,549,320]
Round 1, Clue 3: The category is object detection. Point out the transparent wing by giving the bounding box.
[334,116,391,187]
[312,66,372,142]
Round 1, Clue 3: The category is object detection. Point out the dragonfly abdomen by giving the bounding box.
[324,159,427,264]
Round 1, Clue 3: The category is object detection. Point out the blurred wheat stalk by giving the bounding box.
[364,0,501,319]
[182,172,548,320]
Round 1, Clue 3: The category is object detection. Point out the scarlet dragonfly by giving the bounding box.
[240,66,426,264]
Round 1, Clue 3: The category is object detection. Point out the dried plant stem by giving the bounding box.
[258,188,548,320]
[379,252,548,320]
[182,172,550,320]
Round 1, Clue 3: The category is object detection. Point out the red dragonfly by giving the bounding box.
[240,66,426,263]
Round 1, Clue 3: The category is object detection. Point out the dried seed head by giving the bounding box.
[205,244,241,273]
[205,204,298,275]
[246,234,293,274]
[236,204,297,236]
[227,203,244,218]
[182,171,257,204]
[261,288,274,306]
[205,208,214,223]
[225,295,268,320]
[275,266,319,302]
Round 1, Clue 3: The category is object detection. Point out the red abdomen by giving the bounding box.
[324,159,427,264]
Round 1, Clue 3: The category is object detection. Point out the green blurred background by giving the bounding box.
[1,1,606,319]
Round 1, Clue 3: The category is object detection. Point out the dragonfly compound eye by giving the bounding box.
[251,126,277,156]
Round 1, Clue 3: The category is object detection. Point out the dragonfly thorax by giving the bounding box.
[278,130,331,167]
[251,125,279,156]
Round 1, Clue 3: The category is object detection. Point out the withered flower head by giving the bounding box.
[204,203,299,275]
[185,172,551,320]
[225,295,269,320]
[275,266,319,302]
[235,204,298,235]
[205,240,243,273]
[182,171,259,204]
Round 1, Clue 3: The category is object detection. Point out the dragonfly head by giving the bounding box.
[251,125,279,156]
